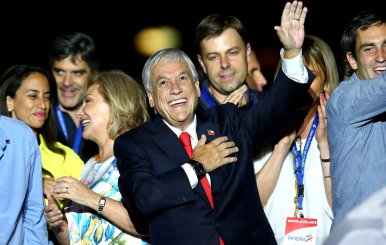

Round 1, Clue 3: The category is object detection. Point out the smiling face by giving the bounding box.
[52,55,91,111]
[6,72,50,135]
[197,28,249,102]
[77,83,111,145]
[147,58,200,131]
[347,22,386,80]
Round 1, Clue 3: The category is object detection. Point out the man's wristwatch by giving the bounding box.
[188,159,206,179]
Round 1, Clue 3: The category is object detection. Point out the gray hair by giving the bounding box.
[141,48,199,92]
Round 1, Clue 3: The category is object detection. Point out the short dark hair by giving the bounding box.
[48,32,100,72]
[195,14,249,55]
[341,10,386,77]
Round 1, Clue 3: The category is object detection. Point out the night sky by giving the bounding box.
[0,0,383,83]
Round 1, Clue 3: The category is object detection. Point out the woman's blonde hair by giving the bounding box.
[90,70,150,139]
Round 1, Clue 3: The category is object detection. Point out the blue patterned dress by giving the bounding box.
[65,155,146,244]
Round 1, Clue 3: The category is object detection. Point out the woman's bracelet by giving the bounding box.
[320,157,330,162]
[324,175,331,179]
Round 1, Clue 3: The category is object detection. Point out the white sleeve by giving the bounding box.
[280,48,308,84]
[181,163,198,188]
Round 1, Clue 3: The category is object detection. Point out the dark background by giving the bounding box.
[0,0,383,84]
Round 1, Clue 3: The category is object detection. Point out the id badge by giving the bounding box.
[284,217,317,245]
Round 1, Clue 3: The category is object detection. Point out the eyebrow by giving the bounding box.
[52,67,87,73]
[360,37,386,49]
[25,89,51,94]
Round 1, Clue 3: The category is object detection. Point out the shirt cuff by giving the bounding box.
[280,48,308,84]
[181,163,198,188]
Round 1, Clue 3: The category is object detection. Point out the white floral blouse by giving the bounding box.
[65,155,147,245]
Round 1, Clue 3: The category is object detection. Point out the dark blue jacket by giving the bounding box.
[115,69,313,245]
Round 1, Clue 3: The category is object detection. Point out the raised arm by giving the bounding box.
[316,92,332,207]
[275,1,307,59]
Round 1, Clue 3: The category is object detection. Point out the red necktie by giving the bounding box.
[179,132,214,207]
[179,132,225,245]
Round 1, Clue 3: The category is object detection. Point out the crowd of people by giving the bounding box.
[0,1,385,244]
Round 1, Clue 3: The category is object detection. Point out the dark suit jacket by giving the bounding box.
[115,70,313,245]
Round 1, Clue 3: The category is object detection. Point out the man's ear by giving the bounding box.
[246,43,251,63]
[147,91,155,108]
[194,80,201,98]
[346,52,358,70]
[197,54,207,74]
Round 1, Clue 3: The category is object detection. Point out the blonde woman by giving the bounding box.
[45,70,150,244]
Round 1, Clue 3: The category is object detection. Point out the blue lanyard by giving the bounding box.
[291,114,319,217]
[200,87,217,107]
[56,105,83,154]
